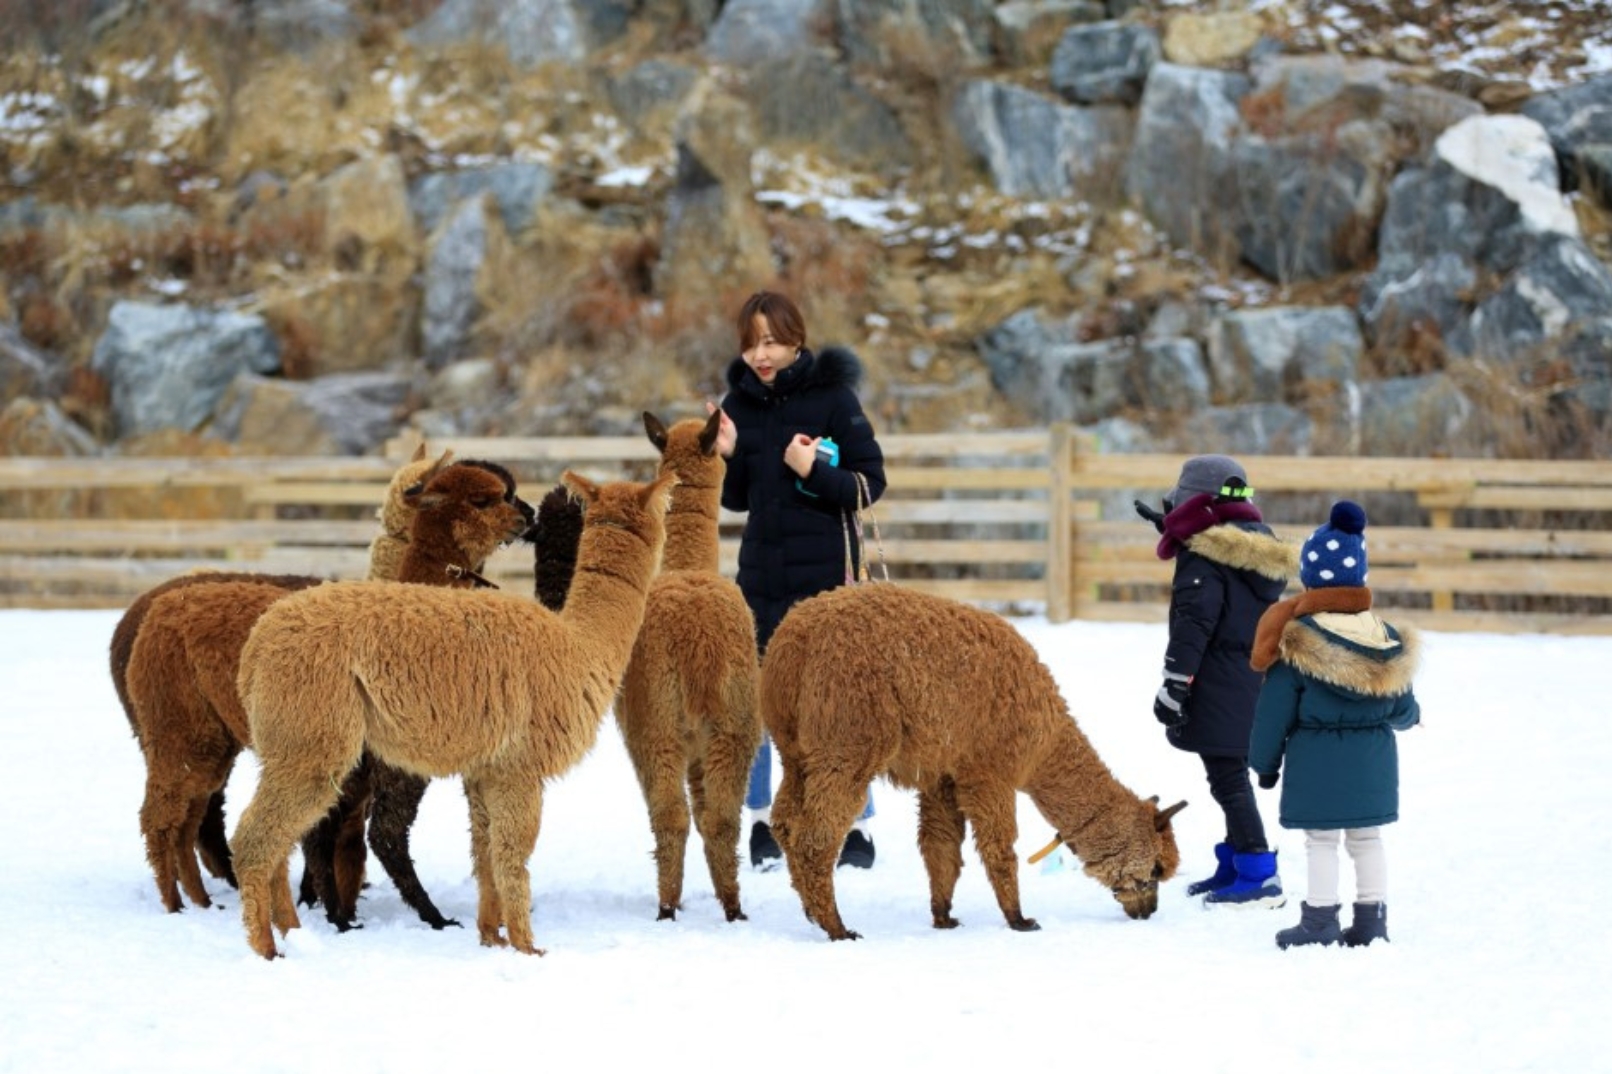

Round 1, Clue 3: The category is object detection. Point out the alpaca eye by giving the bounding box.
[471,496,495,509]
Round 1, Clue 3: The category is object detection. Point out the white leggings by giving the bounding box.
[1303,827,1387,907]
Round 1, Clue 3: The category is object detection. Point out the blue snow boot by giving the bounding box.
[1342,901,1389,947]
[1185,842,1237,896]
[1276,902,1341,949]
[1203,850,1287,909]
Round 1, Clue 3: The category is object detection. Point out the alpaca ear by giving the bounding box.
[642,471,679,514]
[410,441,428,463]
[1154,800,1188,830]
[561,469,600,505]
[698,407,722,456]
[643,412,669,454]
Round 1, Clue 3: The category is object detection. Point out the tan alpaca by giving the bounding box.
[616,411,761,922]
[366,442,451,582]
[231,471,676,959]
[761,584,1188,941]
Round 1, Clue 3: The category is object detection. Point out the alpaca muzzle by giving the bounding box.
[1112,878,1160,920]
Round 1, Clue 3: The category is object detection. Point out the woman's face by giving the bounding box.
[741,315,799,386]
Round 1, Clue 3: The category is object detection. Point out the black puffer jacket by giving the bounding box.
[1162,521,1295,757]
[719,345,886,650]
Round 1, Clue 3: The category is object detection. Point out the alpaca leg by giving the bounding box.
[774,764,866,941]
[326,759,374,929]
[464,780,506,948]
[917,779,968,929]
[692,734,749,922]
[369,762,458,929]
[642,753,691,921]
[958,782,1037,932]
[476,775,547,955]
[232,757,355,959]
[139,764,187,913]
[196,788,236,886]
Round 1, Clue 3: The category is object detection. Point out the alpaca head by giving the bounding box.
[642,409,724,490]
[380,445,453,538]
[403,463,531,574]
[457,457,537,535]
[560,469,677,573]
[1084,797,1186,920]
[529,482,585,611]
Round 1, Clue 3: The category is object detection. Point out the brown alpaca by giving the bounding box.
[121,462,527,920]
[761,584,1188,941]
[299,460,534,929]
[231,471,676,959]
[616,411,761,921]
[110,569,322,891]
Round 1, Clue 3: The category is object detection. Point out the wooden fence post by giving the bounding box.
[1047,423,1075,623]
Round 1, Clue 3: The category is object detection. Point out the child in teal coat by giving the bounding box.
[1248,501,1421,949]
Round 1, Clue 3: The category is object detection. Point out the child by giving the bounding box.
[1248,500,1421,948]
[1137,454,1295,908]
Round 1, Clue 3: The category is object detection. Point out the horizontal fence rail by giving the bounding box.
[3,426,1612,634]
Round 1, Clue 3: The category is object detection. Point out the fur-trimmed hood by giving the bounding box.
[725,345,863,401]
[1184,523,1297,583]
[1254,588,1420,698]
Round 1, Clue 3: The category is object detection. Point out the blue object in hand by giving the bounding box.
[798,437,838,496]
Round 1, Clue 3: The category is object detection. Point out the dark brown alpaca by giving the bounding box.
[616,411,761,922]
[231,472,675,959]
[761,584,1187,941]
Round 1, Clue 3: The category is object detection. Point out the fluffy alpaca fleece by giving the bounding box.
[531,483,584,610]
[328,461,540,931]
[761,584,1187,941]
[231,471,676,959]
[615,411,761,921]
[367,443,448,582]
[110,569,326,891]
[122,574,325,912]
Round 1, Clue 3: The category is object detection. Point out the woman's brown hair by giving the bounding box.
[737,291,807,351]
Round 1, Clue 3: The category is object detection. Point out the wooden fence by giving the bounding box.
[4,425,1612,634]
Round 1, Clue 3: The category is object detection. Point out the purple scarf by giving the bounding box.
[1155,492,1264,560]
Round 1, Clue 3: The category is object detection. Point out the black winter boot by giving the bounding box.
[1275,902,1341,949]
[1342,901,1389,947]
[750,821,782,871]
[838,828,875,869]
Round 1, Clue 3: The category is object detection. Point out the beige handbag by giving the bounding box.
[841,471,889,585]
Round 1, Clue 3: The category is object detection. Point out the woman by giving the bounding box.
[708,291,887,870]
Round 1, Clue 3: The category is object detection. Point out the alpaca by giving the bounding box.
[120,461,527,919]
[230,471,677,959]
[615,411,761,921]
[760,583,1188,941]
[109,569,323,890]
[366,442,448,582]
[299,459,535,929]
[531,483,584,611]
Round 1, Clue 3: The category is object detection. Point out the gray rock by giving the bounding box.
[1049,21,1160,106]
[407,0,589,67]
[1207,306,1362,405]
[750,52,913,175]
[409,162,555,238]
[421,198,495,371]
[1359,253,1477,362]
[89,302,280,437]
[1124,63,1250,258]
[1134,337,1209,412]
[706,0,826,63]
[0,322,66,405]
[954,80,1131,200]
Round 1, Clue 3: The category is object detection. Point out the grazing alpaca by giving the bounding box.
[231,471,676,959]
[616,411,761,921]
[299,460,535,929]
[110,569,322,891]
[761,584,1188,941]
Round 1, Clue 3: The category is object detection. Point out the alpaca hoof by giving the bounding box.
[1008,915,1041,933]
[657,905,677,921]
[725,906,747,923]
[932,914,961,930]
[428,916,463,931]
[330,918,364,934]
[829,929,862,942]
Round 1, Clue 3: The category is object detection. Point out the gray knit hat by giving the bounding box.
[1168,454,1249,509]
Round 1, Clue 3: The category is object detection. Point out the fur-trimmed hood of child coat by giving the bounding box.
[1159,505,1296,758]
[1247,587,1422,831]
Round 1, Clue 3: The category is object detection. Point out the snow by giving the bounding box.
[1,608,1606,1072]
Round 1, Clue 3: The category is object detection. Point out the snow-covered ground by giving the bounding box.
[2,608,1605,1073]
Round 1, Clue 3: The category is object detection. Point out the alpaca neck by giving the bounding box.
[660,483,721,573]
[398,539,480,587]
[559,531,659,669]
[1023,717,1135,859]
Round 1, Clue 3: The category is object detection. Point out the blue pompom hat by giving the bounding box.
[1301,500,1369,588]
